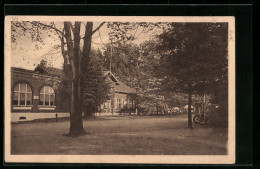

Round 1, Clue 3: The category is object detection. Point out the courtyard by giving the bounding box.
[11,115,227,155]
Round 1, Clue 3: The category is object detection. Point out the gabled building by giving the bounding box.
[11,60,137,121]
[99,71,137,116]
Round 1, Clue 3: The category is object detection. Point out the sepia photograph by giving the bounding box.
[4,16,235,164]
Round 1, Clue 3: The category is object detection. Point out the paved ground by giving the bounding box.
[11,115,228,155]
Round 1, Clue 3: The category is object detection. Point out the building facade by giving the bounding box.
[100,71,137,115]
[11,60,137,121]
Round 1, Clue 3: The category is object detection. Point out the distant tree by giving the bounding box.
[102,42,140,87]
[155,23,228,128]
[82,49,110,116]
[58,48,110,116]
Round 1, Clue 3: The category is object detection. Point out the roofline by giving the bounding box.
[11,67,60,79]
[115,90,137,94]
[103,71,120,85]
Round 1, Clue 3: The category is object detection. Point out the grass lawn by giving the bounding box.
[11,115,228,155]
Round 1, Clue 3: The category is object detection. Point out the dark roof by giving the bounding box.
[11,67,35,74]
[34,65,63,77]
[115,82,137,94]
[103,71,137,94]
[103,71,120,85]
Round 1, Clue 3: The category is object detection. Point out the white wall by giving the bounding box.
[92,112,121,116]
[11,112,70,122]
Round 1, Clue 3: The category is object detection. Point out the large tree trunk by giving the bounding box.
[188,83,193,129]
[62,21,101,137]
[63,22,86,137]
[69,77,86,136]
[68,22,93,137]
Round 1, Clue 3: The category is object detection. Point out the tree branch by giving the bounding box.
[92,22,106,35]
[61,28,69,65]
[64,22,76,79]
[31,21,64,35]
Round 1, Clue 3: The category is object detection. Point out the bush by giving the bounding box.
[118,107,136,115]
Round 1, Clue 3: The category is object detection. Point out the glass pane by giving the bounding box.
[20,83,26,92]
[49,87,54,94]
[14,84,19,91]
[13,100,18,105]
[50,95,54,106]
[39,94,44,105]
[13,92,18,100]
[20,93,25,105]
[27,93,32,105]
[45,95,50,106]
[50,94,54,101]
[13,92,18,105]
[27,85,32,92]
[45,86,49,93]
[20,93,25,100]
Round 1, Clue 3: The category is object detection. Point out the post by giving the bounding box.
[188,83,193,129]
[55,113,58,122]
[202,93,205,116]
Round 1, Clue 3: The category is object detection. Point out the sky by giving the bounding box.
[11,22,159,70]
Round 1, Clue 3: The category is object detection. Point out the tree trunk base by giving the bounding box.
[68,128,87,137]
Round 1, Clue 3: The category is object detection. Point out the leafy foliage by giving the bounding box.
[107,22,169,43]
[153,23,228,127]
[58,49,110,114]
[82,49,110,110]
[102,42,140,87]
[156,23,228,94]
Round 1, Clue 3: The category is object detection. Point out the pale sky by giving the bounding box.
[11,22,158,70]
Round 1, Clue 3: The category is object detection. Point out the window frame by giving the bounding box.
[39,86,56,108]
[117,99,121,109]
[13,83,32,107]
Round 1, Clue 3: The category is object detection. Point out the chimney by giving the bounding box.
[40,59,47,67]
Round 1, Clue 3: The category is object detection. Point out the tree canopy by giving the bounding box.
[156,23,228,94]
[150,23,228,127]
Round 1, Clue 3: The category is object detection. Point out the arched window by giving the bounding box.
[39,86,55,106]
[13,83,32,106]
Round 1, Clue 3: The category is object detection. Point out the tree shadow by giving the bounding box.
[62,131,91,138]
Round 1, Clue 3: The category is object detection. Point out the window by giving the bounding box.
[13,83,32,106]
[39,86,55,106]
[117,99,121,109]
